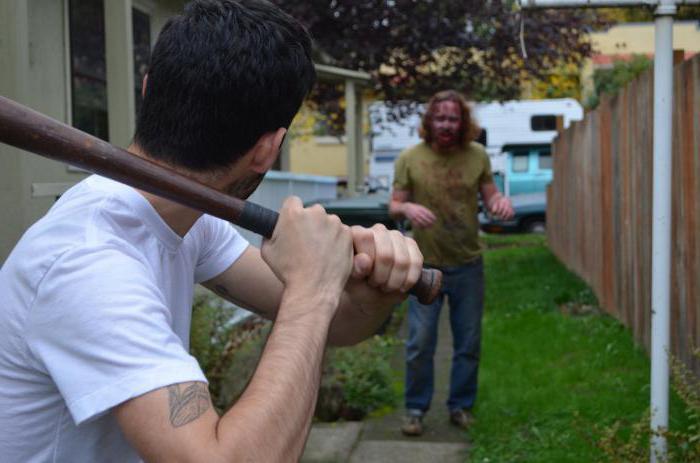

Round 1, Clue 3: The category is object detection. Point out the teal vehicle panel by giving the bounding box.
[506,146,552,196]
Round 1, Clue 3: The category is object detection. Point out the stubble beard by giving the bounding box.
[435,131,460,152]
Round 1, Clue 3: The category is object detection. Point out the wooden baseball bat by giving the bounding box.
[0,96,441,304]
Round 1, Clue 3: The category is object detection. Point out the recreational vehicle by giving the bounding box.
[369,99,584,195]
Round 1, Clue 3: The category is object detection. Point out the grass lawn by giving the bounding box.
[469,234,693,462]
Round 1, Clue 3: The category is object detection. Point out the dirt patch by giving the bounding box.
[558,302,602,317]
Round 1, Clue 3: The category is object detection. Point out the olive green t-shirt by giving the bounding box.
[393,141,493,266]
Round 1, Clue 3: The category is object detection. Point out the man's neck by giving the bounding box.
[138,190,203,237]
[430,141,461,155]
[127,144,204,237]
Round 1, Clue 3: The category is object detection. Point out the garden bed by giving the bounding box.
[190,291,406,420]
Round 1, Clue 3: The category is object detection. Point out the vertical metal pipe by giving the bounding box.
[345,79,358,196]
[650,2,675,462]
[354,89,365,195]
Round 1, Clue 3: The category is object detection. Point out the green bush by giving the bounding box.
[191,292,406,420]
[190,293,270,411]
[584,54,652,110]
[190,293,238,374]
[317,335,401,421]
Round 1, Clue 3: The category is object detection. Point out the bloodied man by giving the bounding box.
[389,90,514,436]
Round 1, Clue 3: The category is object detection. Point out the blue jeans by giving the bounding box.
[405,257,484,413]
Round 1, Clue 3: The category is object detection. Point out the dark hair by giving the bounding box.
[134,0,316,171]
[419,90,481,147]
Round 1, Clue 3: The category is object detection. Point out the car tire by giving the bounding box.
[523,218,546,234]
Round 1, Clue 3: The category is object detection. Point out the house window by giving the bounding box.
[132,7,152,118]
[69,2,152,139]
[531,115,557,132]
[69,0,109,140]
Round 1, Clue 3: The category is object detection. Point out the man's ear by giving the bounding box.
[249,127,287,174]
[142,74,148,98]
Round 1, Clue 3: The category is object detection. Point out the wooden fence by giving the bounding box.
[547,54,700,375]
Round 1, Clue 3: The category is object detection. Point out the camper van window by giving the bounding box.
[69,0,109,141]
[538,154,553,170]
[512,154,529,173]
[531,115,557,132]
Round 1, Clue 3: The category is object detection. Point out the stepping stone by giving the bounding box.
[349,440,469,463]
[302,421,363,463]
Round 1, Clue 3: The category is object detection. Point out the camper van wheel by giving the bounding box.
[523,218,546,234]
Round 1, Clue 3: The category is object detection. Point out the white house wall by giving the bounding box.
[0,0,182,263]
[0,0,80,263]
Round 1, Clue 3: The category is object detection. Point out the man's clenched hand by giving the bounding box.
[344,224,423,314]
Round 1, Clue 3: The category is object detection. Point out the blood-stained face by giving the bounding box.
[430,100,462,150]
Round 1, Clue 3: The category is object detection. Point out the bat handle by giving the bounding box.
[412,267,442,305]
[239,201,280,239]
[237,201,443,304]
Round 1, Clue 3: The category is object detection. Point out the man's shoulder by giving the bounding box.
[466,141,488,157]
[5,179,152,290]
[398,142,431,160]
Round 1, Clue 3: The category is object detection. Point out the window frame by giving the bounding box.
[131,2,154,118]
[65,0,109,172]
[64,0,155,172]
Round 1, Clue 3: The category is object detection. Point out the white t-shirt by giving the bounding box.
[0,175,249,462]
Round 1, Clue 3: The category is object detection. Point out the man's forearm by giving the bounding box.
[388,200,408,220]
[327,292,394,346]
[214,288,337,461]
[207,254,394,348]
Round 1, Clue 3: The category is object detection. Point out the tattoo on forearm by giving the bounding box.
[167,383,211,428]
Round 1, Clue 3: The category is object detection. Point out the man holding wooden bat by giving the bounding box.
[0,1,424,462]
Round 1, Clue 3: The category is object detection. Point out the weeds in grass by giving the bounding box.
[596,349,700,462]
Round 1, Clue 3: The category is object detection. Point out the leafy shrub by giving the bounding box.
[584,54,652,110]
[317,335,401,421]
[190,293,269,411]
[190,293,238,374]
[191,293,407,420]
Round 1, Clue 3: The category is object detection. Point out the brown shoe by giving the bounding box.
[449,409,475,429]
[401,414,423,436]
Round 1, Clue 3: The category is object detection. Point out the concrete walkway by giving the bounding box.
[302,303,471,462]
